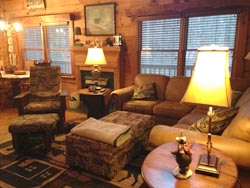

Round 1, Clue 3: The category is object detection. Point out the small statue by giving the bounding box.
[171,132,192,179]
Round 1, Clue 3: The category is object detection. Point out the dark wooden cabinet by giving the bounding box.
[78,88,111,118]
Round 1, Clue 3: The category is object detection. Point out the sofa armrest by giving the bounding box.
[149,125,250,169]
[14,92,30,115]
[110,85,134,110]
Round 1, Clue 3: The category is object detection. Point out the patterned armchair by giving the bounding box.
[14,65,66,132]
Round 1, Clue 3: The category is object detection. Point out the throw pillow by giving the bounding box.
[132,82,157,100]
[189,107,239,135]
[231,90,242,107]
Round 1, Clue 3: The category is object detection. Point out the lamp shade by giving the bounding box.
[181,45,232,107]
[85,48,107,65]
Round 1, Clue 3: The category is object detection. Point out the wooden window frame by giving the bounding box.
[138,8,247,78]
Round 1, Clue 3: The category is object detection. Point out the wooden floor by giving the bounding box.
[0,107,249,188]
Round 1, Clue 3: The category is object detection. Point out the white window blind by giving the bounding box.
[23,26,43,61]
[47,25,71,74]
[23,24,71,74]
[140,18,181,76]
[185,14,237,76]
[139,13,238,77]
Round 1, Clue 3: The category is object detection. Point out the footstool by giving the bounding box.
[9,113,59,153]
[66,111,155,179]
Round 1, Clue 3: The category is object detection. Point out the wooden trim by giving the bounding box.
[126,1,250,18]
[232,10,249,78]
[10,13,73,26]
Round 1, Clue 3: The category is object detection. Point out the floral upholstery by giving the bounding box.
[66,111,155,179]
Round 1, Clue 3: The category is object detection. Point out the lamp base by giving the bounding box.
[195,153,220,177]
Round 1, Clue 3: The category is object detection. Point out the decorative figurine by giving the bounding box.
[171,132,192,179]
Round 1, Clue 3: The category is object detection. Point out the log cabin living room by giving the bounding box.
[1,0,250,187]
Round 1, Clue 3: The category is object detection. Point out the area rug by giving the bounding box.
[0,135,148,188]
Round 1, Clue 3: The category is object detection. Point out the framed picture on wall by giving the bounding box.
[84,3,116,36]
[26,0,45,11]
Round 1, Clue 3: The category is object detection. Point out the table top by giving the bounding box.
[141,142,238,188]
[1,71,30,79]
[78,88,111,96]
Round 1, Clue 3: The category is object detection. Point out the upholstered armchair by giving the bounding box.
[14,65,66,132]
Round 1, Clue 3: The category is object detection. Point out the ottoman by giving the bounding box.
[9,113,59,153]
[66,111,155,179]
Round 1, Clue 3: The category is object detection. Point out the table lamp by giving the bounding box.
[85,47,107,90]
[181,45,232,177]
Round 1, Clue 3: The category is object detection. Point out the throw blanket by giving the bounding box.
[71,117,131,147]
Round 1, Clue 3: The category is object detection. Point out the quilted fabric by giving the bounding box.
[66,111,155,179]
[189,107,238,135]
[132,82,157,100]
[9,113,59,133]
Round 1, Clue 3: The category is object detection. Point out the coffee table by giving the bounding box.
[142,142,238,188]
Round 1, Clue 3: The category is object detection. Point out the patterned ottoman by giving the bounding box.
[9,113,59,153]
[66,111,155,179]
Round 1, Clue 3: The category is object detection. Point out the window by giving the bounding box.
[23,26,43,61]
[140,18,181,76]
[139,13,238,77]
[186,14,237,76]
[46,25,71,74]
[23,24,71,74]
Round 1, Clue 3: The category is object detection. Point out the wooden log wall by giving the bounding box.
[1,0,250,101]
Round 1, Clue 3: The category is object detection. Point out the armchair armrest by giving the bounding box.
[59,90,67,122]
[110,85,134,110]
[14,92,30,115]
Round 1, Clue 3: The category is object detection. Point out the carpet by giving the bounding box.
[0,135,148,188]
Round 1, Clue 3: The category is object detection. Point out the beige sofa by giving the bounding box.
[110,74,250,169]
[110,74,195,125]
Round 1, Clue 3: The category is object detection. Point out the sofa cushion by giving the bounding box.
[189,107,238,135]
[132,82,157,100]
[123,100,162,115]
[153,101,194,119]
[231,90,242,107]
[135,74,170,100]
[235,86,250,108]
[165,76,190,101]
[177,105,208,125]
[223,101,250,142]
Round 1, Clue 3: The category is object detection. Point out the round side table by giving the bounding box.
[142,142,238,188]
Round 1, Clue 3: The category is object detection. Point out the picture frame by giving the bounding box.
[26,0,45,11]
[84,3,116,36]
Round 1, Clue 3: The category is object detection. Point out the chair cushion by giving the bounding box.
[9,113,59,133]
[24,101,60,114]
